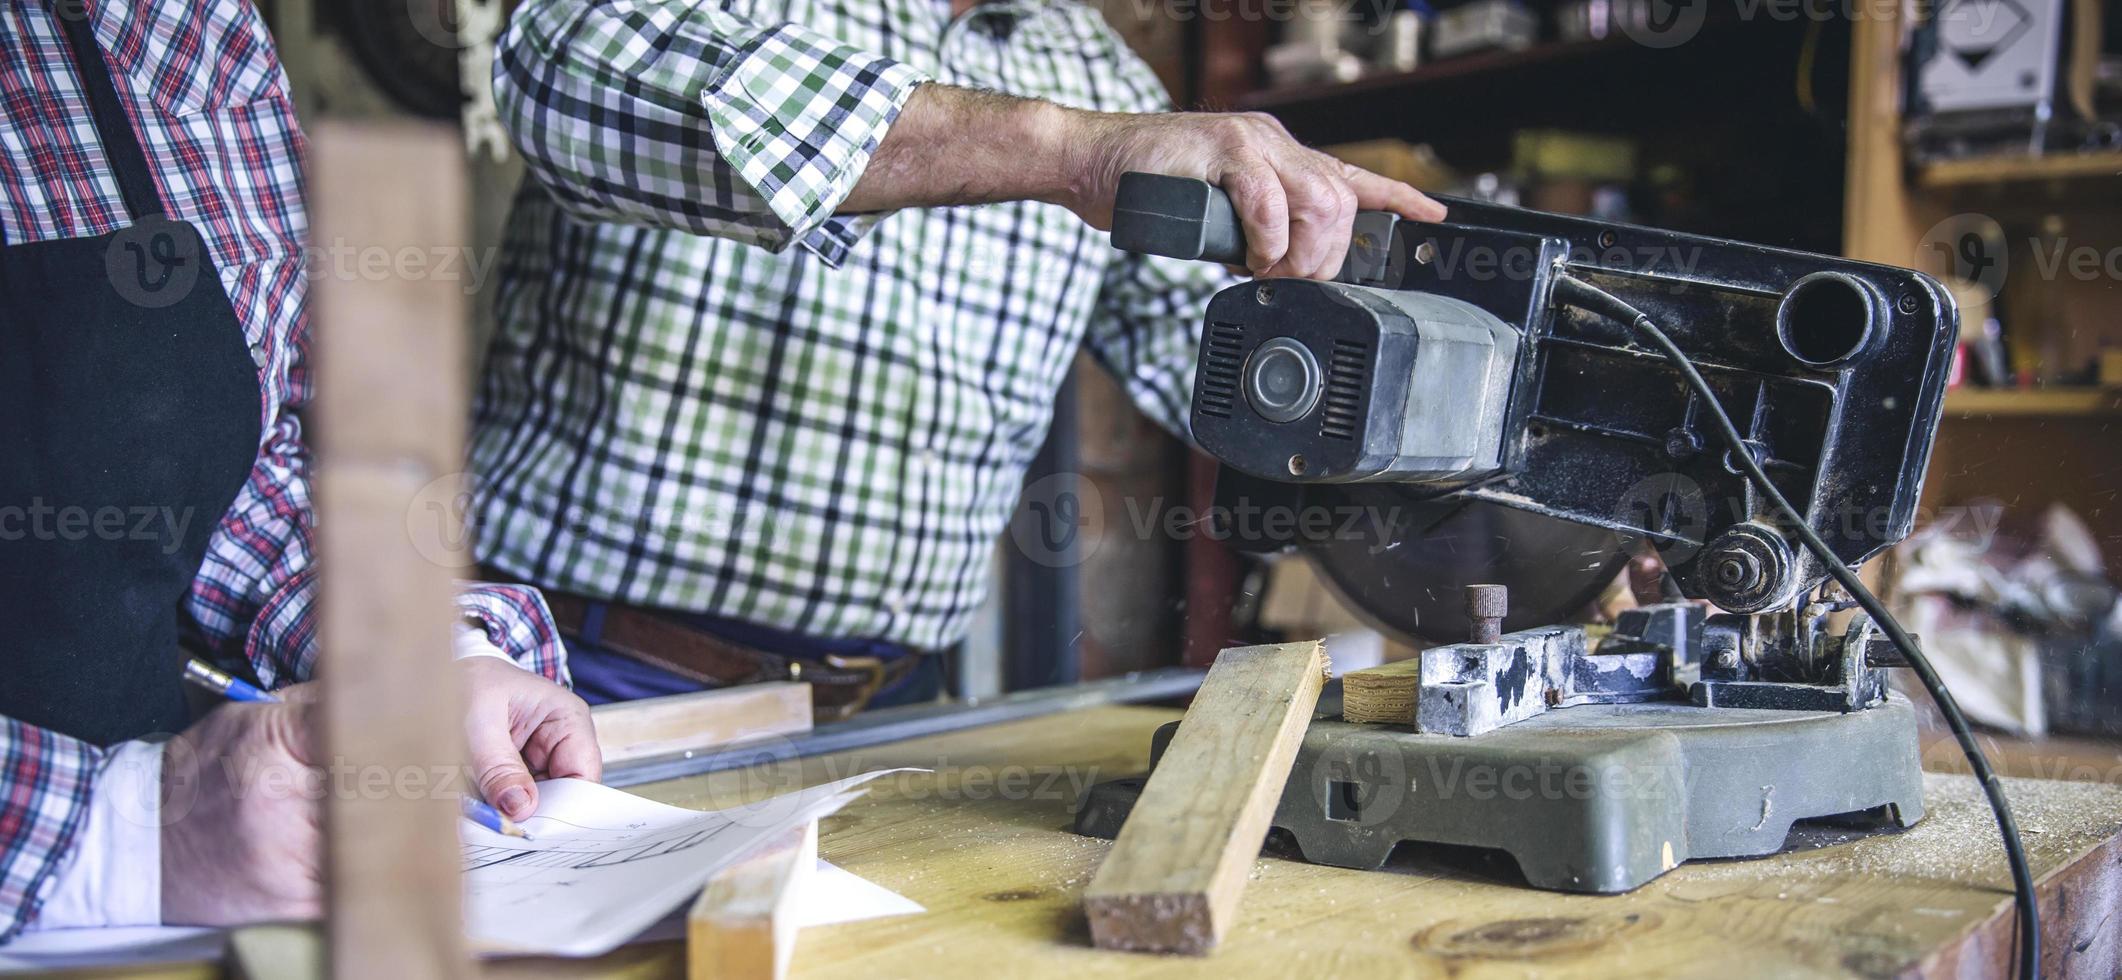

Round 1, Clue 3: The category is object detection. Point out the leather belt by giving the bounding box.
[539,591,918,722]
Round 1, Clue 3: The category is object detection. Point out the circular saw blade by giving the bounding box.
[1302,489,1631,645]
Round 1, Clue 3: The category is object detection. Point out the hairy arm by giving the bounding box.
[842,85,1446,280]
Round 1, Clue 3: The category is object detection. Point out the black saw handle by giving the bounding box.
[1108,172,1401,282]
[1111,172,1249,264]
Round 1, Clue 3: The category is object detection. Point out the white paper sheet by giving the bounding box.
[463,770,912,956]
[799,860,924,926]
[0,769,918,970]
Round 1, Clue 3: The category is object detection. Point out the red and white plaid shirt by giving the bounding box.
[0,0,566,938]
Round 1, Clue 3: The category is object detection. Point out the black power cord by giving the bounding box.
[1553,274,2041,980]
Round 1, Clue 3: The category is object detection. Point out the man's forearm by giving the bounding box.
[839,85,1087,216]
[838,83,1444,280]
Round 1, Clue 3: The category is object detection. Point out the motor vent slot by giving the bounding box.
[1321,339,1370,441]
[1199,321,1246,419]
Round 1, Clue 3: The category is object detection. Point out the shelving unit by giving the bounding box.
[1235,34,1640,113]
[1846,11,2122,579]
[1943,387,2122,419]
[1918,150,2122,190]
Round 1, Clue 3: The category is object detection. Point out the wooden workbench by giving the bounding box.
[482,704,2122,980]
[64,704,2120,979]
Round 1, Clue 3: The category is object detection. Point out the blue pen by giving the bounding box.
[183,658,279,703]
[460,797,533,840]
[183,658,533,840]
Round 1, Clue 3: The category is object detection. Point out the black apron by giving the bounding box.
[0,8,262,746]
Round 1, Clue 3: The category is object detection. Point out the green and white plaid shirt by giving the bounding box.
[471,0,1232,649]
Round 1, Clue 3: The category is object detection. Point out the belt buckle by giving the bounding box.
[822,654,889,717]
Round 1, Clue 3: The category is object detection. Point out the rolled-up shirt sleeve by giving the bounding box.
[492,0,929,265]
[0,719,102,941]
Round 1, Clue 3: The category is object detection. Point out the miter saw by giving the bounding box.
[1075,173,1967,895]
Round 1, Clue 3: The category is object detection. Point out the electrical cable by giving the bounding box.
[1551,274,2041,980]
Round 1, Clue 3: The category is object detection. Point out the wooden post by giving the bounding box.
[1083,641,1329,954]
[310,120,475,980]
[1842,3,1943,269]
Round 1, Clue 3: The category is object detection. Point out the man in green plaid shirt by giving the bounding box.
[470,0,1445,712]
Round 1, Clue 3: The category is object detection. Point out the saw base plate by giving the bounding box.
[1077,696,1926,894]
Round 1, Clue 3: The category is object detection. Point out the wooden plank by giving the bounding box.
[310,120,473,980]
[1081,642,1328,954]
[1339,659,1423,725]
[592,682,813,766]
[687,821,819,980]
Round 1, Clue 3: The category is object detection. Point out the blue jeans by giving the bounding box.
[560,605,941,709]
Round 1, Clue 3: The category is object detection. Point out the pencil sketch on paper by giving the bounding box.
[461,827,718,872]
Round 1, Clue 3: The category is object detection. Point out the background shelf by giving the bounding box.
[1942,387,2122,419]
[1918,151,2122,190]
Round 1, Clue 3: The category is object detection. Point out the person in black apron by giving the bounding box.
[0,3,600,933]
[0,3,318,930]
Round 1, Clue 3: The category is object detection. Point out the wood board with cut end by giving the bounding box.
[1081,641,1328,954]
[1339,658,1424,725]
[593,682,812,766]
[688,820,818,980]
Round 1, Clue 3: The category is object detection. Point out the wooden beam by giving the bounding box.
[310,120,474,980]
[1339,659,1423,725]
[1082,641,1328,954]
[592,682,813,765]
[688,820,819,980]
